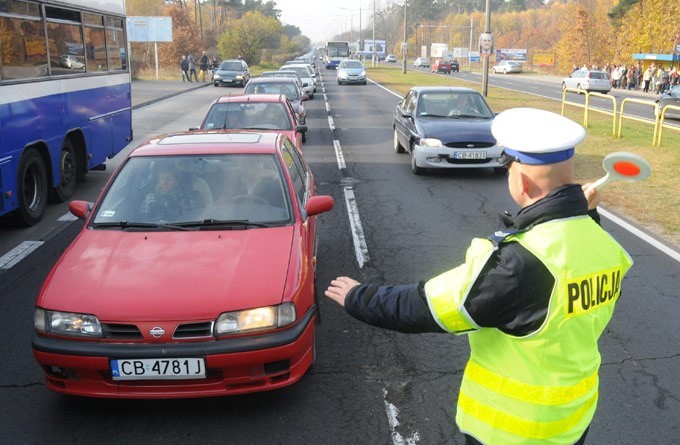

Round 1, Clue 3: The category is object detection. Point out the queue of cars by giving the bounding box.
[31,55,334,398]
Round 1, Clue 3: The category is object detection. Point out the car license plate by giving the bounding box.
[453,151,486,160]
[110,358,206,380]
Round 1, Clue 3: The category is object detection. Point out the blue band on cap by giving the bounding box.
[504,147,575,165]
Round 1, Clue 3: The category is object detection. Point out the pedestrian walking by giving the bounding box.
[199,51,209,82]
[180,55,189,82]
[188,52,198,82]
[325,108,633,445]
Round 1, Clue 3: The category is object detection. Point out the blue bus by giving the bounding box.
[0,0,132,225]
[324,41,350,69]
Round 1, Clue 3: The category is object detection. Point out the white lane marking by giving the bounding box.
[333,140,346,170]
[343,187,369,268]
[383,388,420,445]
[328,115,335,131]
[326,102,331,113]
[0,241,45,269]
[598,207,680,262]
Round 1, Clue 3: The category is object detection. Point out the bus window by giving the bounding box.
[46,7,85,75]
[83,13,107,71]
[105,17,126,71]
[0,14,48,80]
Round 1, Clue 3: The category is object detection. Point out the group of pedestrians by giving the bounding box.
[599,62,677,94]
[180,51,219,83]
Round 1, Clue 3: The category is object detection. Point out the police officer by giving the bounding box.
[325,108,633,445]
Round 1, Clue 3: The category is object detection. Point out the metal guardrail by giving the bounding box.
[561,89,672,146]
[655,104,680,146]
[617,98,660,142]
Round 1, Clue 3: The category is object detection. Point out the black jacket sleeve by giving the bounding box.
[344,282,445,333]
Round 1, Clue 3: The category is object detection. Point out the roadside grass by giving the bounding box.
[365,65,680,247]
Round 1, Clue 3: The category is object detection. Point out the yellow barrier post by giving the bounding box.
[561,87,585,125]
[656,105,680,146]
[617,98,660,144]
[584,92,617,136]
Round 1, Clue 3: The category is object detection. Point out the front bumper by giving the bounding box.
[338,76,366,84]
[413,144,504,169]
[32,308,316,398]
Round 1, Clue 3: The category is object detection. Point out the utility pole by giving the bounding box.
[402,1,407,74]
[482,0,491,97]
[372,0,376,67]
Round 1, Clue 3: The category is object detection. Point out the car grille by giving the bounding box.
[102,324,143,340]
[445,142,495,149]
[174,322,214,339]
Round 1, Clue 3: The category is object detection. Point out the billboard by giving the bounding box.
[127,16,173,42]
[496,49,527,61]
[532,50,555,67]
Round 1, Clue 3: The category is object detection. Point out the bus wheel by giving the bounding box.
[14,148,48,226]
[52,140,77,202]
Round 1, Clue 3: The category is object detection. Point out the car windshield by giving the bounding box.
[92,154,291,227]
[219,62,242,71]
[280,67,310,79]
[245,81,300,100]
[342,61,363,69]
[417,92,493,118]
[202,102,292,131]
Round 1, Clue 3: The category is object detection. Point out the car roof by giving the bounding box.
[131,131,282,157]
[411,86,478,94]
[212,93,285,104]
[247,77,298,84]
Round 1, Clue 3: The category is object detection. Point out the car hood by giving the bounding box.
[417,117,496,143]
[340,68,364,74]
[216,69,244,76]
[38,227,295,320]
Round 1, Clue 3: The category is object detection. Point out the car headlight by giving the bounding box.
[419,138,443,147]
[235,75,243,80]
[360,71,366,76]
[34,308,102,337]
[213,74,221,79]
[215,302,296,335]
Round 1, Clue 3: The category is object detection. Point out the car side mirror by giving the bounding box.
[305,195,334,217]
[402,111,413,119]
[296,125,308,133]
[69,200,91,220]
[302,95,309,101]
[303,82,309,87]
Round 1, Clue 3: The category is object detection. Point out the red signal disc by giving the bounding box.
[613,161,640,177]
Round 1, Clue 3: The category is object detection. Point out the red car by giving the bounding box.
[32,131,333,398]
[431,59,452,74]
[199,94,307,149]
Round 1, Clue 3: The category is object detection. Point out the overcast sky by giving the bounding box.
[275,0,384,44]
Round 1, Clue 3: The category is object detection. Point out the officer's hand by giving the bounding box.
[325,276,361,307]
[582,183,601,210]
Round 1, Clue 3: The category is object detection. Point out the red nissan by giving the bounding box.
[32,131,333,398]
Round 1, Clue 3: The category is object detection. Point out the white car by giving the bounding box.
[413,57,430,68]
[492,60,522,74]
[385,54,397,63]
[562,70,611,94]
[60,55,85,69]
[280,64,315,98]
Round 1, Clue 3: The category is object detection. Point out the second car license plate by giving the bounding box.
[453,152,486,160]
[110,358,205,380]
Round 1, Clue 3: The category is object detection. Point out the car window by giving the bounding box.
[93,154,292,225]
[343,61,363,69]
[281,142,306,205]
[245,81,300,100]
[220,62,242,71]
[418,92,493,118]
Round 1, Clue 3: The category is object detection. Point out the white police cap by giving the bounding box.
[492,108,586,165]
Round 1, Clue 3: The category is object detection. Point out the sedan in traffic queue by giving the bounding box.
[32,131,334,398]
[198,94,307,149]
[392,87,503,175]
[336,59,367,85]
[244,77,308,129]
[212,59,251,87]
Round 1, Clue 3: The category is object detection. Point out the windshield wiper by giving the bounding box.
[92,221,193,231]
[176,219,271,229]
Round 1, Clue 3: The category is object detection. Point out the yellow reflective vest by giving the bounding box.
[425,215,633,444]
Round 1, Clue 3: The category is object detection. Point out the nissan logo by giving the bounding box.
[149,326,165,338]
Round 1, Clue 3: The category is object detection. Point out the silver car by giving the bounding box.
[279,64,315,99]
[562,70,611,93]
[337,60,367,85]
[492,60,522,74]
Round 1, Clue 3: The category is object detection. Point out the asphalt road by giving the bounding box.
[1,70,679,444]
